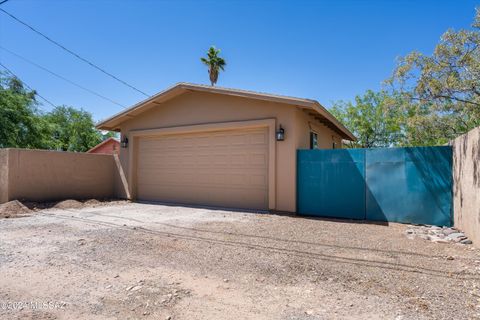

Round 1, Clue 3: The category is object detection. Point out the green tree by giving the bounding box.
[387,9,480,145]
[100,130,119,140]
[0,72,51,149]
[331,90,403,148]
[200,46,226,86]
[45,106,101,152]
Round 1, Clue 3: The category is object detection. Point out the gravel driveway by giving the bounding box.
[0,202,479,319]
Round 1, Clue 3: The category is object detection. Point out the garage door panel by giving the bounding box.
[249,132,268,144]
[250,174,267,186]
[250,153,268,166]
[136,127,269,210]
[137,185,266,209]
[138,170,267,188]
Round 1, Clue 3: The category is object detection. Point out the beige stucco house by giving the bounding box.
[97,83,355,212]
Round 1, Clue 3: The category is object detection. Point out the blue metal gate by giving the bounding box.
[297,149,366,220]
[297,146,453,226]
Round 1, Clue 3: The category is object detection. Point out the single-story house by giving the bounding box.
[87,137,120,155]
[96,83,355,212]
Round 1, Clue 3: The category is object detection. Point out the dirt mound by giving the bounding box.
[0,200,32,218]
[83,199,130,208]
[83,199,102,207]
[54,199,84,209]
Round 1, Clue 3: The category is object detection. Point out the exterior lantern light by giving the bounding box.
[121,136,129,148]
[276,125,285,141]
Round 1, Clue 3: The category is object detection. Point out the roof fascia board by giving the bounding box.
[96,82,356,141]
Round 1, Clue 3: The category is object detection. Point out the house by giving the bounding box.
[96,83,355,212]
[87,137,120,155]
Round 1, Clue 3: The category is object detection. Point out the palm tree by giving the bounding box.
[200,46,226,86]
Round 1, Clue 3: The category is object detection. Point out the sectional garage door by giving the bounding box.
[136,127,269,210]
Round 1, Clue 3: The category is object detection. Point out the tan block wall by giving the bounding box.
[452,126,480,246]
[0,148,128,203]
[116,91,343,212]
[0,149,8,203]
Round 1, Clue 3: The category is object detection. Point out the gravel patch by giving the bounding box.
[0,203,479,319]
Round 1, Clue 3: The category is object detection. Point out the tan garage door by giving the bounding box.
[136,127,269,210]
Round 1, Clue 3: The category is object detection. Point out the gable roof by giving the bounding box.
[96,82,356,141]
[87,137,120,153]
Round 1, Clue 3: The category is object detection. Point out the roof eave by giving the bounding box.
[95,82,188,131]
[95,83,356,141]
[311,102,356,141]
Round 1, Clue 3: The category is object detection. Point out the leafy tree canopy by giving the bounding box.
[0,72,106,152]
[331,90,403,148]
[45,106,102,152]
[335,9,480,147]
[386,8,480,145]
[0,72,51,149]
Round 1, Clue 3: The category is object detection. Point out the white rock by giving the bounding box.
[448,232,466,239]
[442,228,456,236]
[431,238,449,243]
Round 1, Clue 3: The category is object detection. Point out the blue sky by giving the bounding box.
[0,0,478,122]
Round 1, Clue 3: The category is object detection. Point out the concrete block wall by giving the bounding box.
[0,148,129,203]
[0,149,8,203]
[452,126,480,246]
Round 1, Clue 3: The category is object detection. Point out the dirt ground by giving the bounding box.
[0,202,479,320]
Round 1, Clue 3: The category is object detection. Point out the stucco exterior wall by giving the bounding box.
[113,154,130,200]
[117,91,336,212]
[0,149,8,203]
[452,126,480,246]
[295,109,343,150]
[0,149,124,203]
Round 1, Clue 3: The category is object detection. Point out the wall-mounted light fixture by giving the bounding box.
[276,125,285,141]
[121,136,129,148]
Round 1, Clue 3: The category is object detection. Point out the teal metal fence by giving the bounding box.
[297,149,366,220]
[297,146,453,226]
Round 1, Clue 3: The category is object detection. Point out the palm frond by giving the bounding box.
[200,46,226,85]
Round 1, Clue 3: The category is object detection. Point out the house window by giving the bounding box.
[310,132,318,149]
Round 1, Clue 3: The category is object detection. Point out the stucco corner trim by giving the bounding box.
[113,154,131,199]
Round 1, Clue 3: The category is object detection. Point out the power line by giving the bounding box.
[0,8,150,97]
[0,1,10,6]
[0,61,57,108]
[1,46,126,108]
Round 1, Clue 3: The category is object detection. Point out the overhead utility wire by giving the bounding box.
[0,8,150,97]
[0,1,10,6]
[1,46,126,108]
[0,61,57,108]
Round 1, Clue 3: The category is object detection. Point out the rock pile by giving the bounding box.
[405,225,472,244]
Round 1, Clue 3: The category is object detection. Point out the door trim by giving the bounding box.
[128,118,276,210]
